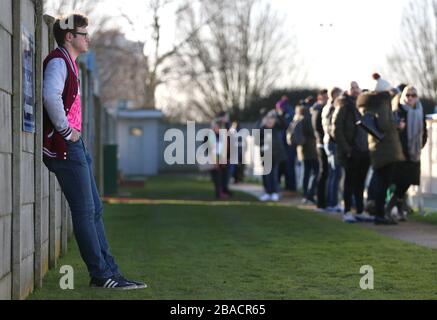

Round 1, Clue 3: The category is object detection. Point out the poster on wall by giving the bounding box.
[22,27,35,133]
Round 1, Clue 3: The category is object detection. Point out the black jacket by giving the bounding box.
[259,112,288,165]
[310,103,324,147]
[332,94,369,166]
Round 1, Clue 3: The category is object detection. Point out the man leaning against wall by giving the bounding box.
[42,13,146,290]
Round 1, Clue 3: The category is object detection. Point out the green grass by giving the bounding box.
[118,175,256,201]
[28,176,437,300]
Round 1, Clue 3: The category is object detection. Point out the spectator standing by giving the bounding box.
[356,74,405,225]
[259,110,288,202]
[332,82,372,223]
[391,85,427,221]
[322,87,343,212]
[311,89,329,209]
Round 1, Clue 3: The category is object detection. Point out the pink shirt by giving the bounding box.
[67,60,82,132]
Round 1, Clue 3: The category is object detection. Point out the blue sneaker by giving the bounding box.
[90,276,137,290]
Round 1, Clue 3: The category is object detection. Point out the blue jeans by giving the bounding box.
[325,143,342,208]
[43,138,120,279]
[263,163,280,194]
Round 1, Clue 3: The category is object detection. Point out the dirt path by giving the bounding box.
[231,183,437,249]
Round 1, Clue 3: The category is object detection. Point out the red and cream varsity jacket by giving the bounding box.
[42,47,80,160]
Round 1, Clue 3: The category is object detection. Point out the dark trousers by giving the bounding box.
[393,177,412,212]
[263,163,280,194]
[234,164,245,183]
[367,170,379,202]
[211,166,228,198]
[343,156,370,214]
[394,162,416,200]
[303,159,319,201]
[283,145,297,191]
[395,182,411,200]
[316,147,328,208]
[374,163,397,217]
[229,164,245,183]
[222,164,230,193]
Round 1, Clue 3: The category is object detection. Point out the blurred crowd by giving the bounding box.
[204,73,428,226]
[257,73,428,225]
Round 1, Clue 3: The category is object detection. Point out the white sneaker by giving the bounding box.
[271,193,280,202]
[259,194,271,202]
[398,211,408,222]
[343,212,357,223]
[355,212,375,222]
[301,198,315,205]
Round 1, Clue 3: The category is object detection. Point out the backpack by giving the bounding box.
[287,118,306,146]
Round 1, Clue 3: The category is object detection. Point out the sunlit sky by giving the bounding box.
[46,0,411,94]
[278,0,409,89]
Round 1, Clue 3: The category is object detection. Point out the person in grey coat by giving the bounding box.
[392,85,427,221]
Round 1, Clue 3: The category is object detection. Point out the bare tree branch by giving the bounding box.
[387,0,437,100]
[175,0,297,120]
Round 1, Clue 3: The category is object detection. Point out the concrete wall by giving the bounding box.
[39,10,51,289]
[0,2,102,300]
[18,0,37,299]
[0,0,13,301]
[5,0,72,300]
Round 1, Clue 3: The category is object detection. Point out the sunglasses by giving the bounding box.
[406,94,417,98]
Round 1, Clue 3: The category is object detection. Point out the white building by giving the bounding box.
[116,109,164,177]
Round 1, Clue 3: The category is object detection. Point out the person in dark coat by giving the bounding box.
[275,96,297,191]
[392,85,428,221]
[356,75,405,225]
[217,112,232,196]
[291,105,319,204]
[332,82,372,223]
[259,110,288,202]
[366,83,407,213]
[207,120,229,200]
[228,121,245,183]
